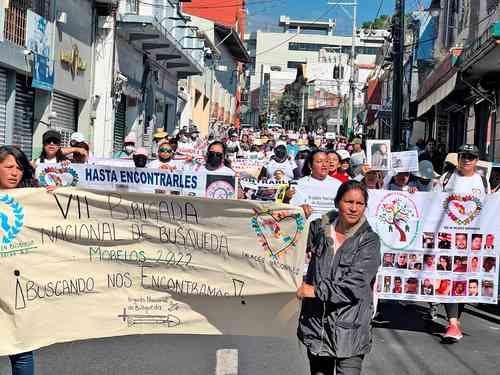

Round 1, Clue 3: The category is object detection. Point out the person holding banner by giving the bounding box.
[148,140,186,171]
[259,142,299,181]
[297,181,381,375]
[193,141,234,175]
[434,144,490,342]
[0,145,35,374]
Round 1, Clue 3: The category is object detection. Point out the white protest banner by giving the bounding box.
[36,164,237,199]
[367,190,499,304]
[0,188,308,355]
[239,178,290,202]
[230,159,267,178]
[391,150,419,173]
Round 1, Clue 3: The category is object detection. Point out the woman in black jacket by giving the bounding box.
[296,180,381,375]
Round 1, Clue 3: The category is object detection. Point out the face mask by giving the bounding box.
[206,151,224,168]
[134,156,147,168]
[191,135,198,141]
[125,145,135,155]
[275,147,287,160]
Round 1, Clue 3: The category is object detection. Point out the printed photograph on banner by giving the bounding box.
[383,276,391,293]
[408,253,423,270]
[390,150,419,173]
[423,254,436,271]
[374,192,421,251]
[468,279,480,296]
[395,252,408,270]
[452,280,467,296]
[468,256,481,273]
[453,256,468,273]
[404,277,418,295]
[420,278,434,296]
[481,279,495,297]
[437,232,452,250]
[435,279,452,296]
[382,252,395,268]
[437,255,452,271]
[366,139,391,171]
[422,232,435,249]
[476,160,492,181]
[482,256,496,273]
[454,232,468,251]
[392,276,403,294]
[471,233,483,251]
[484,233,495,250]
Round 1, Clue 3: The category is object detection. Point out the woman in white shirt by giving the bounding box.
[259,142,299,181]
[289,149,342,222]
[192,141,234,175]
[32,129,69,167]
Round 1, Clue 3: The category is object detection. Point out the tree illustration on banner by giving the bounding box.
[378,198,412,242]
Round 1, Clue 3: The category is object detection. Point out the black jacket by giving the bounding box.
[297,210,381,358]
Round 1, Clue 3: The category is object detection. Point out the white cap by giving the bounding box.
[275,141,287,148]
[70,132,86,143]
[337,149,350,161]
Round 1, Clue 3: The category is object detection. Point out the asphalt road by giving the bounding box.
[1,302,499,375]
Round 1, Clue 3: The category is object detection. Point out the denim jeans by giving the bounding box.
[308,351,364,375]
[9,351,34,375]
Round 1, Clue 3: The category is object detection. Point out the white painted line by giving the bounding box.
[216,349,238,375]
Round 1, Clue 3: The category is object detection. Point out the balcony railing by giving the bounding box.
[4,0,50,47]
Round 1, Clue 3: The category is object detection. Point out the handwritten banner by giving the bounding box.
[230,159,267,178]
[367,191,499,304]
[36,164,237,199]
[0,188,307,355]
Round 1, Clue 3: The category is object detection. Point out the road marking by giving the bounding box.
[216,349,238,375]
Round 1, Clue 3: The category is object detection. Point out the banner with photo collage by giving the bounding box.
[367,190,499,304]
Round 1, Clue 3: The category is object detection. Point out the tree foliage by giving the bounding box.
[361,14,390,30]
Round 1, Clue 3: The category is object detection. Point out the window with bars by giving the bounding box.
[4,0,51,47]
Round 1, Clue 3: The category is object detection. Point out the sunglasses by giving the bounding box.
[209,151,224,157]
[158,147,173,153]
[44,139,60,145]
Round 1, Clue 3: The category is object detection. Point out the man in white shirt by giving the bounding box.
[433,144,489,343]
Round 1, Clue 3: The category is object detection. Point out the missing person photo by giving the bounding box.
[454,233,468,251]
[367,140,391,170]
[468,279,479,296]
[435,279,452,296]
[395,252,408,269]
[404,277,419,294]
[383,276,392,293]
[421,278,434,295]
[452,280,467,297]
[437,255,452,271]
[423,254,436,271]
[484,234,495,250]
[468,256,481,273]
[438,232,452,250]
[482,257,496,273]
[471,234,483,251]
[422,232,435,249]
[392,276,403,294]
[408,253,423,270]
[453,256,468,273]
[383,252,395,268]
[481,279,494,297]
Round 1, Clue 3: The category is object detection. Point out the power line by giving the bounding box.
[139,0,279,10]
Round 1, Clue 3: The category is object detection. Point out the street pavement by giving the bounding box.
[1,302,499,375]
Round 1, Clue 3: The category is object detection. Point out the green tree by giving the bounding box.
[362,14,390,30]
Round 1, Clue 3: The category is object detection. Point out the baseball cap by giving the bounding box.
[337,149,351,161]
[153,128,167,139]
[43,129,62,144]
[413,160,439,180]
[70,132,86,143]
[457,144,479,157]
[134,147,148,157]
[124,133,136,144]
[352,138,362,145]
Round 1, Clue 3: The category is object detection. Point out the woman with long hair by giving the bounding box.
[32,129,68,167]
[297,181,381,375]
[0,145,35,375]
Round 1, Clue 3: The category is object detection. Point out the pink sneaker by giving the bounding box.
[443,323,463,341]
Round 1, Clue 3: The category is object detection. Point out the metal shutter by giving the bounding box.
[0,68,7,146]
[113,95,126,152]
[52,92,78,146]
[12,75,34,159]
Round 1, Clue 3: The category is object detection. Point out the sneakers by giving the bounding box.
[443,323,463,342]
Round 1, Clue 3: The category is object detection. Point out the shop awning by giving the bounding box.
[417,73,458,117]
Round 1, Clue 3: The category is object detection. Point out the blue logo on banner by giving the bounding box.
[0,195,24,245]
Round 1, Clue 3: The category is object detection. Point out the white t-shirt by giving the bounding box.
[264,159,297,180]
[290,175,342,222]
[148,159,186,172]
[35,157,58,165]
[191,164,235,176]
[435,171,490,195]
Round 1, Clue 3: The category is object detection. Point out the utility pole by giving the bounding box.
[328,2,357,138]
[391,0,405,151]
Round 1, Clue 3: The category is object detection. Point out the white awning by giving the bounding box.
[417,73,458,117]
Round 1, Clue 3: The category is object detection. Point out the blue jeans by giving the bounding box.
[9,351,34,375]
